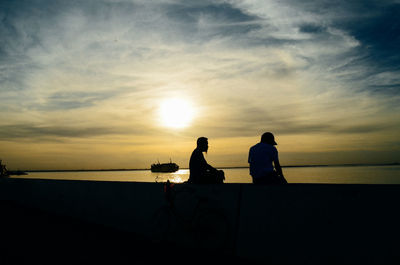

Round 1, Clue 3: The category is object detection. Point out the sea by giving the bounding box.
[10,165,400,184]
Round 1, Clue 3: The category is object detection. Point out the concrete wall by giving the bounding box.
[237,184,400,264]
[1,178,399,264]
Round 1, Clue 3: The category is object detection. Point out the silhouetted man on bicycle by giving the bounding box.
[188,137,225,184]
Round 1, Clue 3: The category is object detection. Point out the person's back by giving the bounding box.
[248,132,286,184]
[189,147,209,183]
[248,142,277,178]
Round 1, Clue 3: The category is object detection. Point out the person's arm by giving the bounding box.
[272,147,283,176]
[248,148,252,164]
[206,162,216,172]
[274,158,283,177]
[200,152,216,172]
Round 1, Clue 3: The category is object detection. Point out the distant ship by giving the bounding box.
[0,159,27,177]
[0,159,7,177]
[151,159,179,173]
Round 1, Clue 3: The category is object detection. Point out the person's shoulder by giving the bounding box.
[190,148,199,157]
[251,142,262,148]
[192,148,203,156]
[249,143,260,151]
[192,148,199,153]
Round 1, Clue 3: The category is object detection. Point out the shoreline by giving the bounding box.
[21,162,400,173]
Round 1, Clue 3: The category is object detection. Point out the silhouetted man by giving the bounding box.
[188,137,224,184]
[248,132,287,184]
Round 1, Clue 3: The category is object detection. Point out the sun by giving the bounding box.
[159,98,195,128]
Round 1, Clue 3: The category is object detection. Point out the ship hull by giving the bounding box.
[151,163,179,173]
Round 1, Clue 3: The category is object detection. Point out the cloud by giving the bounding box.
[274,0,400,94]
[0,121,159,142]
[0,0,399,168]
[0,124,118,140]
[298,23,326,34]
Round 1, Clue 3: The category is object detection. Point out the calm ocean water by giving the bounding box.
[11,165,400,184]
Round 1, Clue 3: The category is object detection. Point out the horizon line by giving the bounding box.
[20,162,400,172]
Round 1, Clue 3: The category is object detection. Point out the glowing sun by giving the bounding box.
[159,98,195,128]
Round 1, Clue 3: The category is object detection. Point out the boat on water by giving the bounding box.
[0,159,27,177]
[151,160,179,173]
[1,159,9,177]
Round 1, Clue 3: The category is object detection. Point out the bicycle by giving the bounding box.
[151,180,230,251]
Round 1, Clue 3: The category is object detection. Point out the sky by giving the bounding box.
[0,0,399,170]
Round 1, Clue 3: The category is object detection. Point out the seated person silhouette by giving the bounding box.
[188,137,225,184]
[248,132,287,185]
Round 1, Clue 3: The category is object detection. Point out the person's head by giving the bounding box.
[196,137,209,152]
[261,132,277,145]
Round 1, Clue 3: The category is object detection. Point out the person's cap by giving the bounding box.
[261,132,277,145]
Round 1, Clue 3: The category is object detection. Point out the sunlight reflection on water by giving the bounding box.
[11,165,400,184]
[154,169,188,183]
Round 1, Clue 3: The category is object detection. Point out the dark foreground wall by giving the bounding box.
[0,178,399,264]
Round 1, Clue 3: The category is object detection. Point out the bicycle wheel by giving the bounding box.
[150,206,172,243]
[193,210,230,250]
